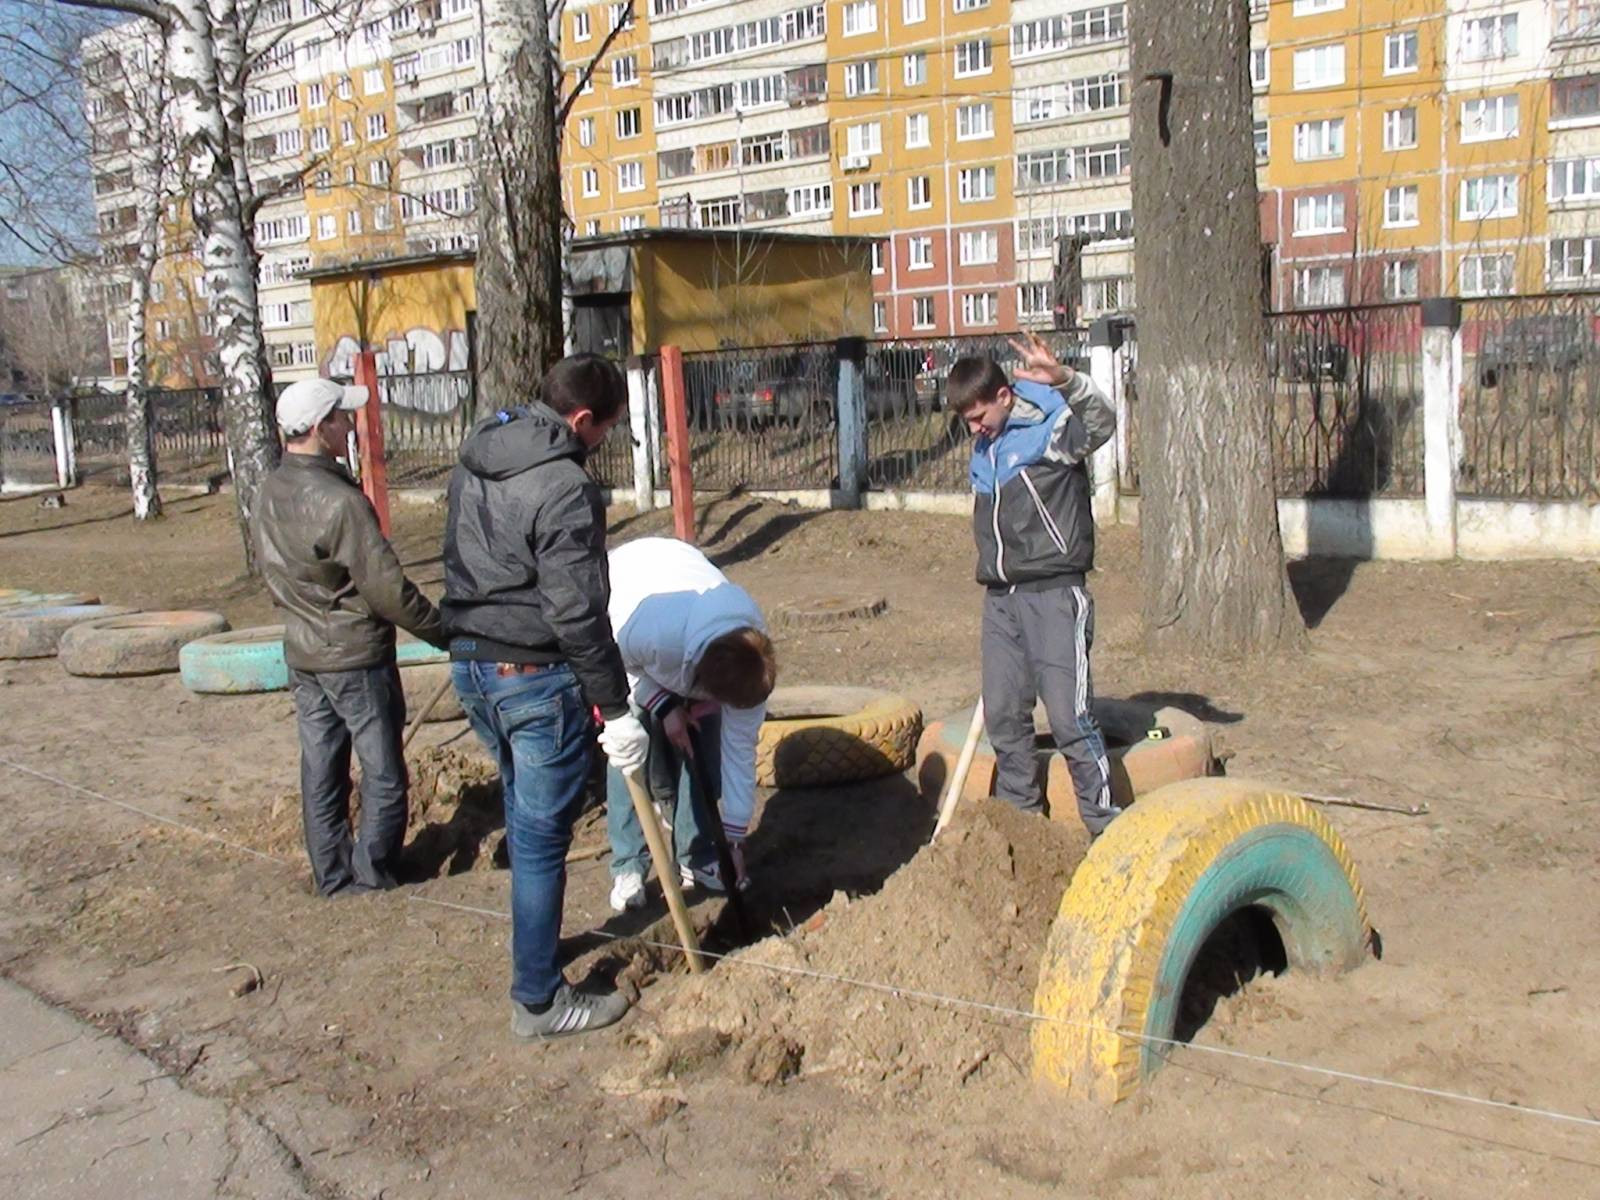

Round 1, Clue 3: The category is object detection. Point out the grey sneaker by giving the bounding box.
[510,984,629,1041]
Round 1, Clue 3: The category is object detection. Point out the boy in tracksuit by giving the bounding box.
[602,537,776,911]
[947,332,1120,835]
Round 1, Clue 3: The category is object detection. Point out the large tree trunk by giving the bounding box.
[1129,0,1302,655]
[476,0,565,399]
[168,0,279,568]
[123,30,165,520]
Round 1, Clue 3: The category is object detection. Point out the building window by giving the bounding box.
[1292,0,1342,13]
[620,214,644,231]
[1385,30,1418,73]
[307,81,326,107]
[842,0,877,36]
[365,113,387,139]
[612,54,638,86]
[911,295,935,329]
[870,242,886,273]
[1550,237,1600,285]
[579,117,595,147]
[873,300,888,332]
[908,235,933,268]
[903,0,925,20]
[1550,156,1600,203]
[903,52,926,86]
[1555,75,1600,123]
[1017,282,1050,320]
[1460,175,1518,219]
[908,174,932,208]
[1460,13,1518,62]
[346,208,362,234]
[1292,191,1346,234]
[294,341,318,366]
[340,119,356,145]
[958,165,997,202]
[905,112,930,147]
[1383,259,1419,300]
[314,168,331,194]
[616,107,641,138]
[373,204,392,230]
[953,0,988,11]
[581,168,600,197]
[1460,95,1519,142]
[155,318,170,339]
[364,67,384,94]
[1383,107,1418,150]
[1460,253,1515,296]
[961,291,998,326]
[847,121,883,156]
[956,102,994,140]
[369,159,391,186]
[1293,117,1344,161]
[617,161,644,192]
[574,9,590,40]
[310,126,330,152]
[849,180,883,215]
[1083,276,1131,315]
[789,183,833,214]
[337,75,352,99]
[845,61,880,97]
[1293,266,1345,307]
[585,219,600,236]
[316,213,336,240]
[1383,184,1419,227]
[953,38,992,77]
[1250,47,1269,91]
[958,228,998,264]
[1293,43,1345,89]
[1253,118,1269,161]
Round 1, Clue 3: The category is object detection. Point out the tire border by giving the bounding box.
[755,686,923,788]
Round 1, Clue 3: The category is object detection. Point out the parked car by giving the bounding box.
[1476,314,1593,388]
[1269,337,1351,384]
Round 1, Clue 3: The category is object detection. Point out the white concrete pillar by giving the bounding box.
[1421,298,1462,559]
[626,356,655,511]
[50,400,76,489]
[1087,318,1123,527]
[835,337,868,507]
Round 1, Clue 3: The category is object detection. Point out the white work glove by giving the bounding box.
[597,712,649,773]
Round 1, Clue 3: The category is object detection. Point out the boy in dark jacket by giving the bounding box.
[441,354,645,1041]
[254,378,445,897]
[947,332,1120,835]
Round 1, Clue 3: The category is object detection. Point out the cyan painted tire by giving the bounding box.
[0,591,101,611]
[180,625,290,693]
[179,626,450,694]
[0,604,142,659]
[1033,779,1374,1104]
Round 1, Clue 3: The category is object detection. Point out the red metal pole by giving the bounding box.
[659,344,695,544]
[352,350,392,538]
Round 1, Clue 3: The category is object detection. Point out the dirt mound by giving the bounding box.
[652,800,1089,1095]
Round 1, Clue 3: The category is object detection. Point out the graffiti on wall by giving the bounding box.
[326,327,472,415]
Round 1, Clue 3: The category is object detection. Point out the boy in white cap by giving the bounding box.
[254,378,446,897]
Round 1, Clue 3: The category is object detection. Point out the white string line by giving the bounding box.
[3,753,1598,1135]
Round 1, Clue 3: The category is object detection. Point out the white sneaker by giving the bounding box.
[679,861,726,894]
[609,872,646,913]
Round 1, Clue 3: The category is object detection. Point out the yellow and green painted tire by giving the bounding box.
[1032,778,1374,1104]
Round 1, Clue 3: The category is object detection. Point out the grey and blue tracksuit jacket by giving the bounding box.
[969,373,1117,591]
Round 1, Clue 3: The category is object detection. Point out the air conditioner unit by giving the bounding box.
[840,154,869,172]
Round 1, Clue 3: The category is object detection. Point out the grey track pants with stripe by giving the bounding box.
[980,584,1120,835]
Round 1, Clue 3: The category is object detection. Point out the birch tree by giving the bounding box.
[1128,0,1302,654]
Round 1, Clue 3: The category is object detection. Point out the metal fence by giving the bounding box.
[1266,303,1425,498]
[861,331,1089,492]
[1459,292,1600,501]
[374,370,477,486]
[669,342,840,492]
[0,399,56,488]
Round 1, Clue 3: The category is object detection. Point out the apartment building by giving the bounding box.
[81,0,1600,386]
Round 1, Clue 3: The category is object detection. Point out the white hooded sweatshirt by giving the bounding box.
[607,537,767,836]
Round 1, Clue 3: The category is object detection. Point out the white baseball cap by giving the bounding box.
[276,378,369,436]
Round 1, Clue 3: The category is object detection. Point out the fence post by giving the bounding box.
[626,355,655,512]
[836,336,868,508]
[659,345,695,543]
[1420,298,1461,559]
[50,399,77,489]
[1088,318,1122,527]
[353,350,392,537]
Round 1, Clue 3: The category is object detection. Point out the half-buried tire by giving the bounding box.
[1032,778,1375,1105]
[59,610,230,678]
[755,685,923,788]
[0,591,101,611]
[179,625,290,693]
[0,604,142,659]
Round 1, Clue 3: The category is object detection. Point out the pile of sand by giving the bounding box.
[653,800,1089,1095]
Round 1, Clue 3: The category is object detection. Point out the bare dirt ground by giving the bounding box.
[2,483,1599,1199]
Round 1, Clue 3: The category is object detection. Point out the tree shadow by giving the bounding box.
[1287,557,1365,630]
[1122,691,1245,725]
[704,508,828,570]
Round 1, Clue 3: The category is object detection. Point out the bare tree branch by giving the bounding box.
[52,0,171,31]
[555,0,631,127]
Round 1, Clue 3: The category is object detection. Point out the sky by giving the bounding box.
[0,0,119,267]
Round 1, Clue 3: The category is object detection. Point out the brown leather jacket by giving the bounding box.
[253,452,443,672]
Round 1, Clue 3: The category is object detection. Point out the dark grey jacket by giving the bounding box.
[254,452,444,672]
[440,403,630,719]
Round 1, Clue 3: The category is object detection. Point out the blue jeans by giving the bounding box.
[453,660,591,1007]
[606,709,721,879]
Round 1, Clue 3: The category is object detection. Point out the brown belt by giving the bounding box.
[495,662,555,677]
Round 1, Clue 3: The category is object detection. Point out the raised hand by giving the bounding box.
[1006,330,1072,387]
